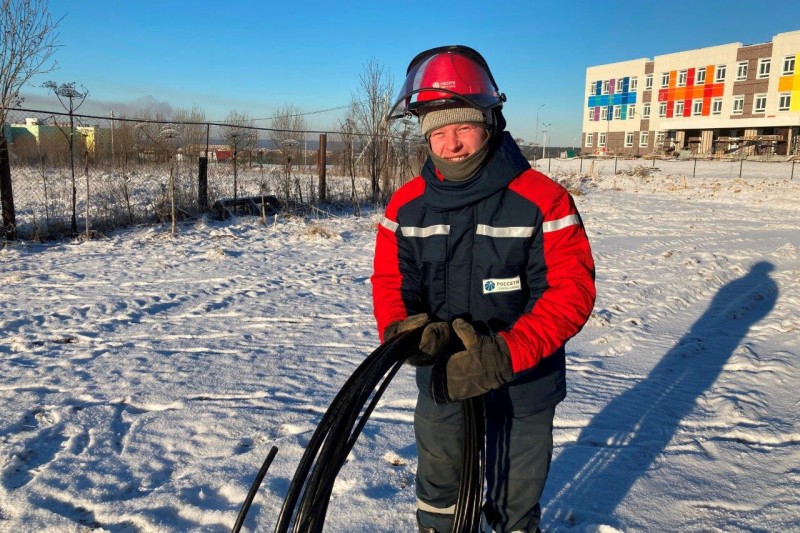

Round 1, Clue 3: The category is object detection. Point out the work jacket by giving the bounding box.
[371,133,596,407]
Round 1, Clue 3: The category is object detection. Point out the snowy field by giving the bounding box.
[1,161,798,532]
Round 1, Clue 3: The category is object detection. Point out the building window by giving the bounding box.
[639,131,649,147]
[783,55,796,75]
[736,61,748,81]
[715,64,726,82]
[712,98,723,115]
[589,83,596,96]
[658,102,667,117]
[674,101,685,116]
[696,67,706,84]
[757,58,771,79]
[692,99,703,116]
[732,96,744,115]
[661,72,670,88]
[602,80,610,94]
[625,132,633,147]
[678,70,687,86]
[753,93,767,114]
[585,133,593,147]
[643,103,651,118]
[598,132,607,147]
[615,78,624,93]
[655,132,665,147]
[630,77,638,91]
[588,107,595,120]
[600,107,608,120]
[779,93,791,111]
[645,74,653,90]
[628,104,636,119]
[613,105,622,120]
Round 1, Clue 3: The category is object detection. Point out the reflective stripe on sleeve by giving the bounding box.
[380,217,399,232]
[476,224,534,238]
[543,214,580,233]
[401,224,451,238]
[417,499,456,515]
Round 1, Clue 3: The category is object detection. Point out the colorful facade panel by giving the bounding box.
[656,67,724,118]
[587,76,637,121]
[778,53,800,111]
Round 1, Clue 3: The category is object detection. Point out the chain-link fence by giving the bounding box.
[534,153,799,181]
[6,107,796,241]
[1,107,426,240]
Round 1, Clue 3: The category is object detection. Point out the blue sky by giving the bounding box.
[20,1,800,146]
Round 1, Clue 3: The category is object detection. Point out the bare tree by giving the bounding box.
[268,104,308,204]
[0,0,62,238]
[350,58,394,204]
[222,111,256,213]
[173,105,207,164]
[42,81,88,233]
[338,115,360,215]
[392,118,425,189]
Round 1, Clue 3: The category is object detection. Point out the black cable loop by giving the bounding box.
[232,326,486,533]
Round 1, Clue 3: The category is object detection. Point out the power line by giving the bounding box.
[247,104,353,123]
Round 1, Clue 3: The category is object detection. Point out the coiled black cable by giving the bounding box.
[275,329,422,533]
[232,326,486,533]
[452,396,485,533]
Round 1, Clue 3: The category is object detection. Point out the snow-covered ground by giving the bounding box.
[1,161,798,532]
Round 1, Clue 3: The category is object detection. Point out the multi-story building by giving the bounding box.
[582,30,800,158]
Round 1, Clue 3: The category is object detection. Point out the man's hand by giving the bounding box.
[384,313,451,366]
[445,318,513,400]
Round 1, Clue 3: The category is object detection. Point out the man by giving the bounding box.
[371,45,596,533]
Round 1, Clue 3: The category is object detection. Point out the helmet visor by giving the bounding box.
[387,49,503,120]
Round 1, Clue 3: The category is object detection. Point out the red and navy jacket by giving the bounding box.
[371,133,595,400]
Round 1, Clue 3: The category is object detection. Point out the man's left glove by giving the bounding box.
[383,313,451,367]
[444,318,514,401]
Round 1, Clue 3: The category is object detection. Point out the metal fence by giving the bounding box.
[3,107,797,241]
[1,107,426,240]
[535,154,799,181]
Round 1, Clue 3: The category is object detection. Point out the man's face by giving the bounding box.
[428,123,488,161]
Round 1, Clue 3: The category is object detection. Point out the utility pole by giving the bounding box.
[536,104,545,148]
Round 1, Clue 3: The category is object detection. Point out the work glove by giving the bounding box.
[444,318,514,401]
[383,313,451,367]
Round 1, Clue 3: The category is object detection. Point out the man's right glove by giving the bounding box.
[444,318,514,401]
[383,313,451,367]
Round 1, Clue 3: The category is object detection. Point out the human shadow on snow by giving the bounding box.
[543,260,778,529]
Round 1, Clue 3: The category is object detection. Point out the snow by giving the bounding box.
[1,159,799,532]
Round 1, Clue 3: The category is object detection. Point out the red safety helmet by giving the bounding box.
[387,45,506,120]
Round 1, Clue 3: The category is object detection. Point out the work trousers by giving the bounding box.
[414,388,556,533]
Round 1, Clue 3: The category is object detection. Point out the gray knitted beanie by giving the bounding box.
[419,106,488,138]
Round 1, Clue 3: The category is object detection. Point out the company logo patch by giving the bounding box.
[432,80,456,90]
[482,276,522,294]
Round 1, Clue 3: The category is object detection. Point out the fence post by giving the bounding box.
[198,157,208,212]
[0,135,15,239]
[199,123,210,212]
[614,156,618,174]
[579,157,583,173]
[693,158,697,178]
[83,148,90,241]
[318,133,327,203]
[739,157,744,179]
[792,160,796,180]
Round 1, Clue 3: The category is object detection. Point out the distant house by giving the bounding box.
[214,149,233,162]
[4,118,111,161]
